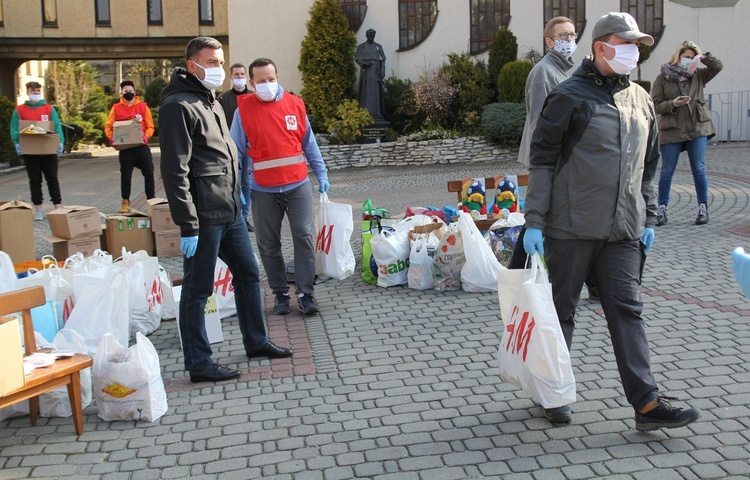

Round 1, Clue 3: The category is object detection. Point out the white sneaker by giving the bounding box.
[34,209,44,221]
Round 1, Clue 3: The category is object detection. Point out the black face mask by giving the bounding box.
[123,92,135,101]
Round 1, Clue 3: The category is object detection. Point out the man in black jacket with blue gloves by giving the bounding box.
[159,36,292,383]
[523,13,700,431]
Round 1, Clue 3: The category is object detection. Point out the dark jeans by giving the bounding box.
[509,226,598,289]
[119,145,155,200]
[544,237,658,409]
[179,216,268,371]
[23,154,61,205]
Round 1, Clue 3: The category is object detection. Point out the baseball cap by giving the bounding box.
[120,80,135,89]
[592,12,654,46]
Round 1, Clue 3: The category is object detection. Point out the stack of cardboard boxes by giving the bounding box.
[0,200,35,263]
[147,198,180,257]
[44,206,102,259]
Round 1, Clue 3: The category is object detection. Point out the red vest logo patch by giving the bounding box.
[285,115,298,131]
[41,115,49,121]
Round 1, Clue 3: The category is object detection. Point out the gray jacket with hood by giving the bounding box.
[525,58,660,241]
[159,67,242,238]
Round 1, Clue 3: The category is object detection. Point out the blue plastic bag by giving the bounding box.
[31,300,64,343]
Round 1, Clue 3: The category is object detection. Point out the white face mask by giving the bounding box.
[232,78,247,89]
[254,81,279,102]
[602,42,640,75]
[193,62,225,90]
[29,94,43,103]
[679,57,693,70]
[554,40,577,58]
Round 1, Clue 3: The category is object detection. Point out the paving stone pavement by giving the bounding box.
[0,143,749,479]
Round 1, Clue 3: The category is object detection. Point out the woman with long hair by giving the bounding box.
[651,41,722,226]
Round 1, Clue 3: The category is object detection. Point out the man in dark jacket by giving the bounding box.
[159,36,292,383]
[523,13,700,431]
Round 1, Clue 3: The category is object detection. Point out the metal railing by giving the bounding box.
[709,90,750,143]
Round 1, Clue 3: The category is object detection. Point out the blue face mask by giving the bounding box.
[680,57,693,70]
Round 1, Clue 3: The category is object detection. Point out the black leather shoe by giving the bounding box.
[247,341,293,359]
[189,363,241,383]
[544,405,572,424]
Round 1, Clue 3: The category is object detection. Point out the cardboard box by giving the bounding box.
[18,120,60,156]
[47,206,102,239]
[105,212,153,255]
[0,200,35,263]
[42,234,101,260]
[112,120,143,151]
[146,198,175,232]
[99,223,108,254]
[0,318,25,396]
[154,230,181,257]
[172,287,224,346]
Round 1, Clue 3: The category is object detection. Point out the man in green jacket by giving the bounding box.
[523,12,700,432]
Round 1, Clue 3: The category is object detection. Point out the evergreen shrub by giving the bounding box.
[498,60,534,103]
[481,102,526,147]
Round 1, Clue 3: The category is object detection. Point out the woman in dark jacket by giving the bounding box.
[651,41,723,226]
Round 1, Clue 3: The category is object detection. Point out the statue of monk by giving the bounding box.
[355,29,386,120]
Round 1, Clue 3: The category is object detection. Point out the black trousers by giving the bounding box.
[23,154,61,206]
[544,237,657,409]
[509,226,598,288]
[119,145,155,200]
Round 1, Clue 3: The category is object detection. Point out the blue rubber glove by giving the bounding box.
[318,179,329,193]
[57,143,64,155]
[523,227,544,256]
[15,143,23,156]
[641,227,655,253]
[240,191,247,206]
[732,247,750,298]
[180,236,199,258]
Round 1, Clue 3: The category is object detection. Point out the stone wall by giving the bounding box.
[319,137,517,170]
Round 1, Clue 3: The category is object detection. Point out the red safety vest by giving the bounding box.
[110,101,151,133]
[237,93,308,187]
[16,103,53,121]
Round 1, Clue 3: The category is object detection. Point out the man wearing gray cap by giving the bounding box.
[522,12,701,431]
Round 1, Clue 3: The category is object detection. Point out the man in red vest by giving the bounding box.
[10,81,65,221]
[230,57,330,316]
[105,80,156,213]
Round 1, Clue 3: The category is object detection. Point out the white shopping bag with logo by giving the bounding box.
[370,229,410,287]
[315,193,355,280]
[496,253,576,409]
[92,332,167,422]
[214,258,236,319]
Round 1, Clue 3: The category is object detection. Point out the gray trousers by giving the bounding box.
[544,237,658,410]
[251,182,316,295]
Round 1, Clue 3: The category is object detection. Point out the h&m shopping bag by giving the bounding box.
[496,254,576,409]
[315,193,355,280]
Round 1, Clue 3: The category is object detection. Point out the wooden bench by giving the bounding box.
[0,286,93,435]
[447,174,529,230]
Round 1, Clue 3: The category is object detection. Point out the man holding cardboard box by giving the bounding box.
[9,81,65,221]
[105,80,156,213]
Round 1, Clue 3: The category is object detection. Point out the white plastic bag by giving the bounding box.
[92,332,167,422]
[408,235,435,290]
[459,211,503,292]
[158,266,177,320]
[63,266,129,356]
[119,250,162,337]
[496,254,576,409]
[370,229,410,287]
[38,330,93,418]
[17,259,76,322]
[432,223,465,291]
[214,258,236,319]
[0,250,16,294]
[315,193,355,280]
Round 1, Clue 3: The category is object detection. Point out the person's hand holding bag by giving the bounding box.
[181,236,199,258]
[318,179,329,193]
[523,227,544,255]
